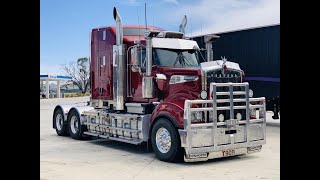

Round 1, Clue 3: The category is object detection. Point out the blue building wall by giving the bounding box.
[193,24,280,98]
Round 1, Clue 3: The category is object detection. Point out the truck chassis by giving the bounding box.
[53,82,266,162]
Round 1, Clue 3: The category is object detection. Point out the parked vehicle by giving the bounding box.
[192,25,280,119]
[52,7,266,162]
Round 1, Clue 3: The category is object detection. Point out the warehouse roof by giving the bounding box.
[191,24,280,38]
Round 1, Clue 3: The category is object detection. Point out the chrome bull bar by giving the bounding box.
[179,82,266,162]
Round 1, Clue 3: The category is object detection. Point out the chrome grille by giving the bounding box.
[206,69,241,89]
[206,69,245,122]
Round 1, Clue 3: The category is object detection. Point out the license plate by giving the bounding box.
[222,149,236,157]
[226,119,239,126]
[189,153,208,159]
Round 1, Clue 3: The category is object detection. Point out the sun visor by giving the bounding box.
[152,38,200,50]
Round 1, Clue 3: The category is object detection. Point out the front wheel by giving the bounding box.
[151,118,184,162]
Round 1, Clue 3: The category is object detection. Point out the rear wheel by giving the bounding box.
[151,118,184,162]
[53,108,68,136]
[68,110,86,140]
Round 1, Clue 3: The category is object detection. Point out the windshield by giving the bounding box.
[153,48,203,67]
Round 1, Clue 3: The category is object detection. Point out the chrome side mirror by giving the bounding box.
[131,46,140,72]
[130,45,146,73]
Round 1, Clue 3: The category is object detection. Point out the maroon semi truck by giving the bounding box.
[52,7,266,162]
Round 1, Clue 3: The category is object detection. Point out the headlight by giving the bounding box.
[195,111,202,120]
[218,114,224,122]
[200,90,207,100]
[249,89,253,98]
[191,111,203,122]
[169,75,199,84]
[236,113,242,120]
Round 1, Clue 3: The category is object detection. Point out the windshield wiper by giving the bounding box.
[173,52,191,67]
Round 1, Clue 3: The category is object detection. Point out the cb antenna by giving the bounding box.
[137,7,141,41]
[145,3,147,30]
[190,17,193,40]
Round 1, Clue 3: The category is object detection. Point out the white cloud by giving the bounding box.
[170,0,280,36]
[163,0,179,5]
[40,63,64,75]
[119,0,140,6]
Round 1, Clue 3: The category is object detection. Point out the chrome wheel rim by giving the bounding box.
[70,116,79,134]
[56,114,63,131]
[156,127,171,153]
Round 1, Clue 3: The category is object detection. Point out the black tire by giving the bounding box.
[67,110,86,140]
[53,108,68,136]
[151,118,184,162]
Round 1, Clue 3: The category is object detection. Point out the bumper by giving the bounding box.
[179,125,265,162]
[180,82,266,162]
[183,145,263,162]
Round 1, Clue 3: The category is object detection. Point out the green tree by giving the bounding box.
[63,57,90,94]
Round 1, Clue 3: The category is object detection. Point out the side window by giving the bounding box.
[102,30,106,40]
[139,48,146,68]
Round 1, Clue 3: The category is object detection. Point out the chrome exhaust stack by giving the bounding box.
[204,35,219,61]
[113,7,126,110]
[142,30,160,98]
[113,7,123,45]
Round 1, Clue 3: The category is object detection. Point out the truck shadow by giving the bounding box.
[88,137,258,165]
[89,137,154,155]
[176,154,258,165]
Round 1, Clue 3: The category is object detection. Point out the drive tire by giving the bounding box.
[151,118,184,162]
[68,110,86,140]
[53,108,68,136]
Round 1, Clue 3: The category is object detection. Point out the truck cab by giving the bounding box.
[52,7,266,162]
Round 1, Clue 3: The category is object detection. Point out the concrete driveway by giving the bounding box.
[40,97,280,180]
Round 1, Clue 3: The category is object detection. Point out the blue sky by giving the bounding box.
[40,0,279,75]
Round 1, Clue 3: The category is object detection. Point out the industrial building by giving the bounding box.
[40,75,72,98]
[192,24,280,118]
